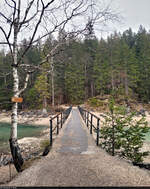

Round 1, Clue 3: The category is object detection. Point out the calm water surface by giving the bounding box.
[0,122,48,152]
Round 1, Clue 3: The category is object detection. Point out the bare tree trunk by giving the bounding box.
[110,44,115,91]
[42,96,48,114]
[9,17,24,172]
[4,75,6,85]
[51,56,55,107]
[111,71,115,91]
[43,96,47,109]
[124,69,128,96]
[10,67,24,173]
[90,81,94,97]
[84,63,88,100]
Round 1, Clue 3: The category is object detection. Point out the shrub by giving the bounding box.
[120,117,149,163]
[88,97,105,107]
[100,97,150,163]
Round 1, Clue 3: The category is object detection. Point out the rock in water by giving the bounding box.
[42,108,47,115]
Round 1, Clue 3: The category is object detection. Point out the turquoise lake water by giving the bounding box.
[1,122,150,153]
[0,122,48,152]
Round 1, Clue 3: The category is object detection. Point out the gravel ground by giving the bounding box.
[0,164,17,185]
[3,108,150,187]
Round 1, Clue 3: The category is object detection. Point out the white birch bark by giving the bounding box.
[11,68,19,139]
[11,27,19,139]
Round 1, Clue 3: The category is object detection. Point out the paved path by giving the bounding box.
[6,108,150,186]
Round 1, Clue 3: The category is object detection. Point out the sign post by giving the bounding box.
[11,97,23,103]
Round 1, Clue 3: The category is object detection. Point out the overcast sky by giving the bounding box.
[111,0,150,34]
[0,0,150,45]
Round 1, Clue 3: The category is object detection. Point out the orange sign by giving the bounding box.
[11,97,23,103]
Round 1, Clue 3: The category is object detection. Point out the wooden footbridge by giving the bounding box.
[5,107,150,187]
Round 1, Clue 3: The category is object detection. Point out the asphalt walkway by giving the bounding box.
[6,107,150,186]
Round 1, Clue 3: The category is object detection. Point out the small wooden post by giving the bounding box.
[57,116,59,135]
[50,119,53,146]
[97,118,100,146]
[61,113,63,128]
[90,114,93,134]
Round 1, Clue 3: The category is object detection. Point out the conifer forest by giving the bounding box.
[1,25,150,110]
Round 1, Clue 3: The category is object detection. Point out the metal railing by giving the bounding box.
[78,106,100,146]
[49,106,72,146]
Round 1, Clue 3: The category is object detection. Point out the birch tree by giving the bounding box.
[0,0,119,172]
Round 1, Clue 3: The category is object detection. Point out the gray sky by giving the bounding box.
[112,0,150,33]
[0,0,150,45]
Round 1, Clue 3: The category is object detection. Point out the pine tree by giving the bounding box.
[93,38,111,95]
[134,26,150,102]
[34,62,50,112]
[65,40,85,104]
[100,97,150,163]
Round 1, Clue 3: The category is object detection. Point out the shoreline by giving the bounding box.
[0,106,69,184]
[0,106,69,156]
[0,128,49,185]
[0,111,51,165]
[0,111,51,154]
[0,112,51,126]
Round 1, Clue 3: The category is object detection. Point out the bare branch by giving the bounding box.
[43,0,55,9]
[10,0,17,5]
[17,0,55,65]
[18,73,30,95]
[0,42,13,45]
[18,0,38,31]
[0,72,11,77]
[17,0,21,23]
[0,26,13,55]
[4,0,15,9]
[0,12,12,23]
[32,1,93,44]
[7,0,17,39]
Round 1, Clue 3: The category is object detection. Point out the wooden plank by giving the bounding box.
[11,97,23,103]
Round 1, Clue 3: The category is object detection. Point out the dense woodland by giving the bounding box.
[1,25,150,110]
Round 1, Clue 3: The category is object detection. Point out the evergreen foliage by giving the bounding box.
[1,26,150,108]
[100,97,149,163]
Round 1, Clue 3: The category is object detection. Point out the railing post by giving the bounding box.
[57,116,59,135]
[90,114,93,134]
[97,118,100,146]
[87,112,89,128]
[62,112,64,124]
[78,106,101,147]
[82,110,84,119]
[61,113,63,128]
[84,111,86,122]
[50,119,53,146]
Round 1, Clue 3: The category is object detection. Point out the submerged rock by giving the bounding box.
[139,109,146,116]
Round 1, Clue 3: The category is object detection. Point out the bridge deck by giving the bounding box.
[7,108,150,186]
